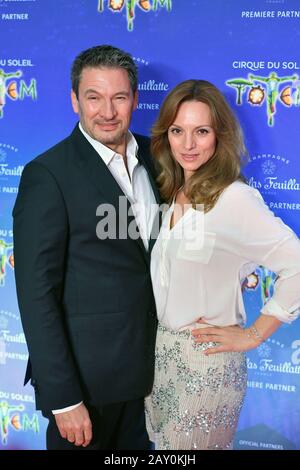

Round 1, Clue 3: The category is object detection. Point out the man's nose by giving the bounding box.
[100,99,116,120]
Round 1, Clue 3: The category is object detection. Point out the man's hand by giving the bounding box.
[54,403,92,447]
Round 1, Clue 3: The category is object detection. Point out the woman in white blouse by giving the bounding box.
[145,79,300,450]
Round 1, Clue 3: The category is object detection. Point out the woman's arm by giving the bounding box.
[192,314,282,355]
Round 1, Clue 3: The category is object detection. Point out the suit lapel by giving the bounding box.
[70,125,149,262]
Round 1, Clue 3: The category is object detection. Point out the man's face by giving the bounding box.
[71,66,137,155]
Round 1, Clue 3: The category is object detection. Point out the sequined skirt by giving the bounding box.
[145,323,247,450]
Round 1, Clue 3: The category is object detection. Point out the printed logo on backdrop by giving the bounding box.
[0,309,27,366]
[0,400,39,446]
[226,70,299,126]
[0,66,37,118]
[246,153,300,211]
[134,56,169,111]
[97,0,172,31]
[0,236,13,288]
[0,143,23,196]
[0,311,30,447]
[242,269,300,394]
[242,266,276,311]
[246,333,300,394]
[241,0,299,20]
[235,423,296,450]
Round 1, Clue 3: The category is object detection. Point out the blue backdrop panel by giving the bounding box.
[0,0,299,450]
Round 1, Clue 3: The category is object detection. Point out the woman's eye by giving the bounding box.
[198,128,209,135]
[170,128,181,134]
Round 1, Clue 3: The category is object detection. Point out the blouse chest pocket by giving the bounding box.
[176,231,216,264]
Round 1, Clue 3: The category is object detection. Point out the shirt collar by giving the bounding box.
[79,122,139,167]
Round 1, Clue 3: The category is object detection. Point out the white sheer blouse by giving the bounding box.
[150,181,300,331]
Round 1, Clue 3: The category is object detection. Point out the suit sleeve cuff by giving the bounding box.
[52,401,83,415]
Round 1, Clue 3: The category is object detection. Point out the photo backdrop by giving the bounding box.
[1,0,300,450]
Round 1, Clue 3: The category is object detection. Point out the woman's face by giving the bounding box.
[168,100,217,180]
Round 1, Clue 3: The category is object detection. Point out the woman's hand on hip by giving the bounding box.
[192,320,260,355]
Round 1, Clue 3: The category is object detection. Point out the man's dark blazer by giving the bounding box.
[13,124,160,411]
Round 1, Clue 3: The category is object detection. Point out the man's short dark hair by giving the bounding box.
[71,45,138,97]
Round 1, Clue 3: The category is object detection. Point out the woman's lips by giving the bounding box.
[181,154,198,161]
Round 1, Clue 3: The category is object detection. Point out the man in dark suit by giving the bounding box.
[13,45,160,450]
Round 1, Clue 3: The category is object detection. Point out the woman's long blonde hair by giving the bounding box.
[151,79,247,212]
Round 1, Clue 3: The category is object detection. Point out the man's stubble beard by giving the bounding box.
[94,126,126,147]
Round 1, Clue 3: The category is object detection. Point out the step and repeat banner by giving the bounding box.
[1,0,300,450]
